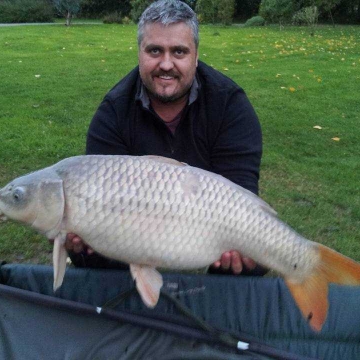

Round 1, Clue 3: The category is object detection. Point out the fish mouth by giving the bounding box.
[0,209,8,222]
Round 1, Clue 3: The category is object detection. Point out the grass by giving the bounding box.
[0,24,359,264]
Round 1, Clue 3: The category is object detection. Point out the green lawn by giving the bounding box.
[0,24,359,264]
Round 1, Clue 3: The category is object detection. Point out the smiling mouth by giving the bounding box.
[159,75,175,79]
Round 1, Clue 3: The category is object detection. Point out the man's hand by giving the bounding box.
[211,250,256,274]
[64,233,94,255]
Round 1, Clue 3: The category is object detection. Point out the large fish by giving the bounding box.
[0,155,359,331]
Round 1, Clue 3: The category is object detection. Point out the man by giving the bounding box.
[67,0,266,276]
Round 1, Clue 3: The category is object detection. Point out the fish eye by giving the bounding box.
[13,188,24,202]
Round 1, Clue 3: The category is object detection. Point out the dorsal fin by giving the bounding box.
[142,155,187,167]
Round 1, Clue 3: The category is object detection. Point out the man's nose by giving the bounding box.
[159,53,174,71]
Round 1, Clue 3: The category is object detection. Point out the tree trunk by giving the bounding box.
[329,9,335,27]
[65,11,72,26]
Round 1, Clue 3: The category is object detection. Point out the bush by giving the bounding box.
[259,0,294,26]
[196,0,235,25]
[293,6,319,26]
[293,6,318,35]
[217,0,235,25]
[103,11,123,24]
[0,0,54,23]
[195,0,219,23]
[244,15,265,26]
[130,0,152,23]
[81,0,131,19]
[122,16,133,25]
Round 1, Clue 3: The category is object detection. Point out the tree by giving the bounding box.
[218,0,235,25]
[54,0,81,26]
[315,0,342,25]
[235,0,261,21]
[195,0,219,23]
[195,0,235,24]
[80,0,131,19]
[130,0,153,23]
[293,6,319,34]
[259,0,295,27]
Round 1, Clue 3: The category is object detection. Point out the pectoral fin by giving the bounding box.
[53,233,68,292]
[130,264,163,308]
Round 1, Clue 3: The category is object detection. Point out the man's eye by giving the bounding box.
[150,48,160,54]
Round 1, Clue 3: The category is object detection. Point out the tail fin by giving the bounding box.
[286,244,360,332]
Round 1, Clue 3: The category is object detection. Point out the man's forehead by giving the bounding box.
[141,22,195,46]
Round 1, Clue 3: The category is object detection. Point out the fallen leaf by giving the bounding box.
[35,75,41,78]
[276,74,281,77]
[313,125,322,130]
[223,67,229,71]
[289,87,296,92]
[332,137,340,141]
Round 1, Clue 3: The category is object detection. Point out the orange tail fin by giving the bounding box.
[286,244,360,332]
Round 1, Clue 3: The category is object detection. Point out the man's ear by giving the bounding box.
[32,179,65,236]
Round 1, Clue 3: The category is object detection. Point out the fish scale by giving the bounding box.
[2,154,360,331]
[63,156,311,273]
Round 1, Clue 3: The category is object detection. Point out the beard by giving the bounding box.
[143,70,193,104]
[147,85,192,104]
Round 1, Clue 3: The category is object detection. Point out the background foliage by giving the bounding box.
[0,0,358,24]
[0,0,53,23]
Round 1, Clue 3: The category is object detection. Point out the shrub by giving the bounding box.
[293,6,319,35]
[130,0,152,23]
[259,0,294,26]
[217,0,235,25]
[122,16,133,25]
[80,0,131,19]
[0,0,54,23]
[195,0,219,24]
[293,6,319,26]
[196,0,235,25]
[103,11,123,24]
[244,15,265,26]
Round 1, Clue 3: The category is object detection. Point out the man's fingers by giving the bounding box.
[220,252,231,270]
[65,234,85,253]
[242,257,256,270]
[230,251,243,274]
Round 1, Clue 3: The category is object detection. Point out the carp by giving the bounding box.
[1,155,360,331]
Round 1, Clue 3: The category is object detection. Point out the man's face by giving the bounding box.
[138,22,198,104]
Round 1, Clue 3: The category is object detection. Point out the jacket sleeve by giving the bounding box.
[86,98,130,155]
[210,89,262,195]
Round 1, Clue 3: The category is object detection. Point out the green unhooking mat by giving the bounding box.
[0,264,359,360]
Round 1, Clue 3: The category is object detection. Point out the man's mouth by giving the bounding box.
[159,75,175,80]
[153,72,179,81]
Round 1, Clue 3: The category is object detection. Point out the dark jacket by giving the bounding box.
[71,61,264,274]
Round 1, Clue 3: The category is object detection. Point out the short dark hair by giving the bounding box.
[138,0,199,49]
